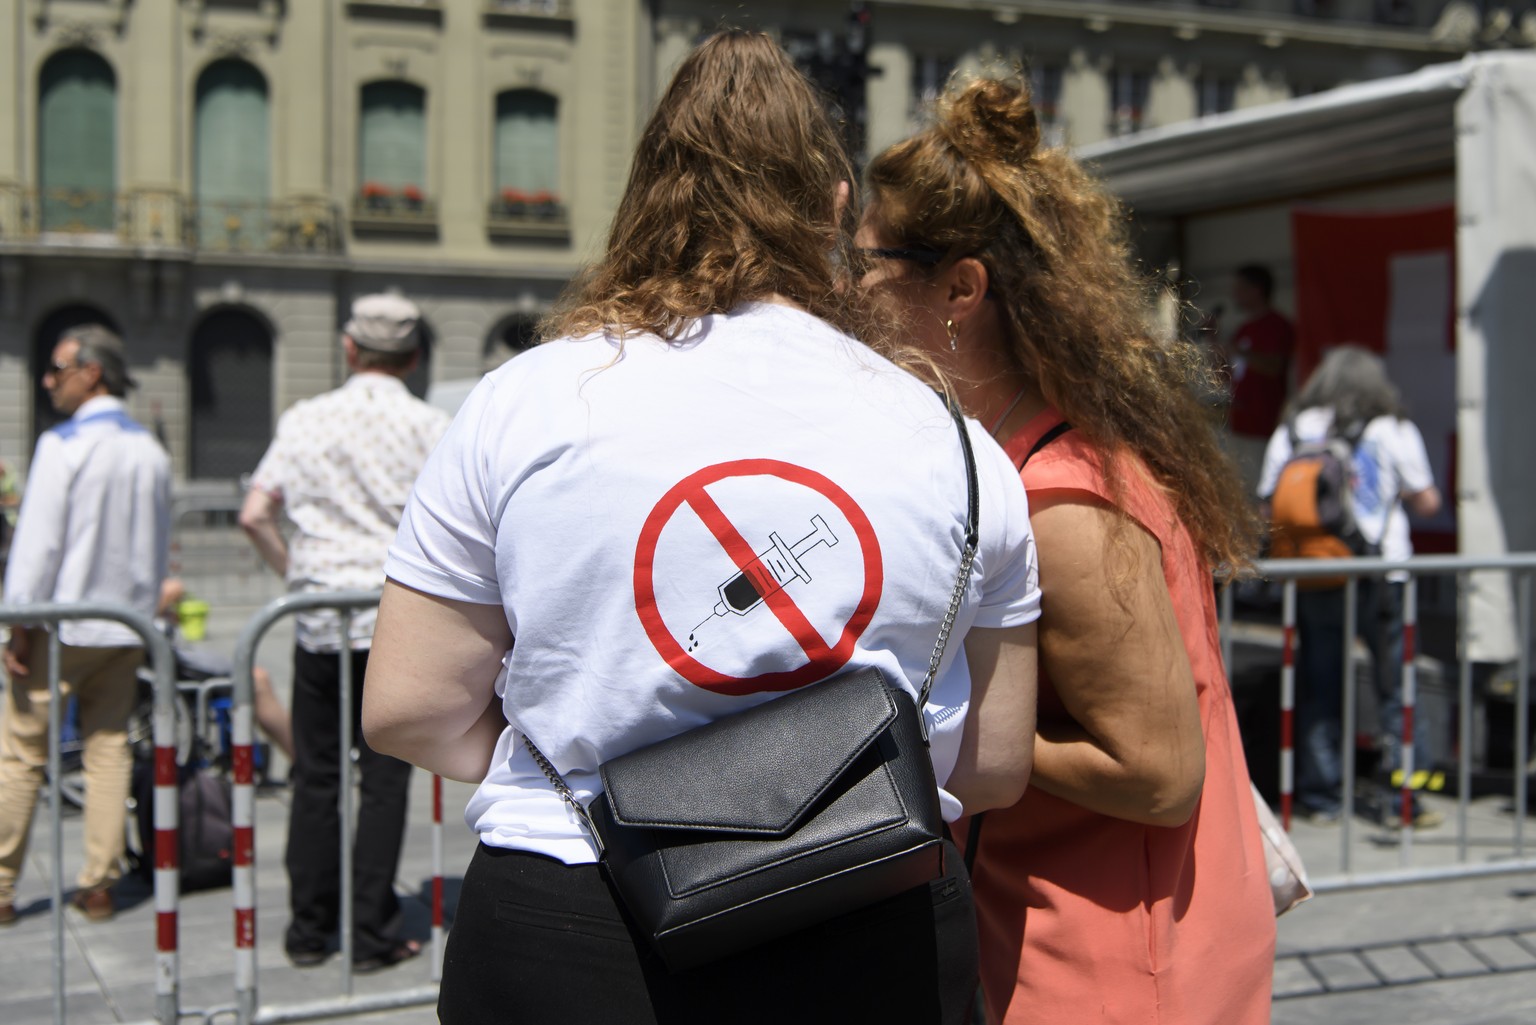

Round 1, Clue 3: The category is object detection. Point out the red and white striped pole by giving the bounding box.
[1399,578,1419,859]
[1280,581,1298,830]
[152,702,181,1019]
[231,682,258,1023]
[431,774,445,981]
[231,699,257,1002]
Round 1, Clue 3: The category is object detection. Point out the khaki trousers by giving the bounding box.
[0,630,142,905]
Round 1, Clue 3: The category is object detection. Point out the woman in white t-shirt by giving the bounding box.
[1257,345,1442,824]
[362,32,1041,1025]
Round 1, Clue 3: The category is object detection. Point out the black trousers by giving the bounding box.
[285,646,413,962]
[438,842,979,1025]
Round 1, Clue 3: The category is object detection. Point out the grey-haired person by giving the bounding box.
[239,294,450,970]
[1257,345,1443,826]
[1,324,172,924]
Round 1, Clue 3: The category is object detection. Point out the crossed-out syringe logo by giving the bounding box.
[633,459,884,696]
[697,514,839,630]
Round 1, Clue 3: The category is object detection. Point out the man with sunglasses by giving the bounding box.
[0,325,171,925]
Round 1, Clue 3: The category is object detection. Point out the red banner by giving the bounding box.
[1290,206,1457,550]
[1291,206,1455,380]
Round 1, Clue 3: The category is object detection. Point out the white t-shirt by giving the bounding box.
[1257,407,1435,564]
[386,302,1042,864]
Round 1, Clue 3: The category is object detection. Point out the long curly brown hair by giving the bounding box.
[865,75,1259,577]
[541,30,893,354]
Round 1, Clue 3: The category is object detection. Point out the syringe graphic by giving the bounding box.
[708,515,839,620]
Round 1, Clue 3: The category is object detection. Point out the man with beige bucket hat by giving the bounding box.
[240,293,450,971]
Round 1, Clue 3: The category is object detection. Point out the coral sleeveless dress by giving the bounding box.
[961,408,1275,1025]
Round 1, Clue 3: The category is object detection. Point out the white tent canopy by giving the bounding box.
[1078,57,1472,216]
[1080,53,1536,662]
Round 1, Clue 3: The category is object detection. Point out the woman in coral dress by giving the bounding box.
[858,74,1276,1024]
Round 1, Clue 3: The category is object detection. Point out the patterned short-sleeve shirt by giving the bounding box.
[250,372,451,652]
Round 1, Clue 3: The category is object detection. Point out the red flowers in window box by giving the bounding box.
[401,184,424,204]
[361,181,391,200]
[496,188,561,221]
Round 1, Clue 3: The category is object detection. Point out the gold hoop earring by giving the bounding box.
[945,319,959,353]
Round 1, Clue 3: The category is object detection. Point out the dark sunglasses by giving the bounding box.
[859,246,999,299]
[858,246,947,265]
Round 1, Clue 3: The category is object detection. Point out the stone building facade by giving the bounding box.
[0,0,646,486]
[0,0,1505,485]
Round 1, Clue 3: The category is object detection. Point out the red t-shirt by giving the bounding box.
[1228,309,1294,438]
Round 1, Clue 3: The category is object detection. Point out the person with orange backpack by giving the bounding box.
[1258,346,1442,824]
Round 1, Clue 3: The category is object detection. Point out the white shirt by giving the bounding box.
[387,303,1043,864]
[1257,407,1436,568]
[249,372,450,652]
[3,396,172,648]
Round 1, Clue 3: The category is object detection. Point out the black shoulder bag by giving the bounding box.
[524,396,981,972]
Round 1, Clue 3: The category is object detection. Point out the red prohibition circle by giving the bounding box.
[632,459,884,696]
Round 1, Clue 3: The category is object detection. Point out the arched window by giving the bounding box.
[195,60,270,250]
[38,50,116,233]
[189,308,274,480]
[31,305,121,443]
[494,90,559,204]
[359,81,427,206]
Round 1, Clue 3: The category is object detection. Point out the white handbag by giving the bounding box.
[1251,783,1313,916]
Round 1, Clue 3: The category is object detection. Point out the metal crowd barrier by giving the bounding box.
[1220,553,1536,893]
[227,590,443,1025]
[0,603,180,1025]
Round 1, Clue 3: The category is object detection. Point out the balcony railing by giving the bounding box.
[350,191,439,235]
[188,198,343,254]
[486,191,569,241]
[485,0,571,17]
[0,187,342,254]
[0,187,131,241]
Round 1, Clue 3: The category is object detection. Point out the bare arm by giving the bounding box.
[948,622,1038,814]
[238,488,289,577]
[362,579,513,783]
[1027,496,1205,827]
[3,629,30,679]
[1404,485,1442,519]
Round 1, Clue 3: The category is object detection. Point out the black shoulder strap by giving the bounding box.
[946,395,981,553]
[1023,421,1074,467]
[964,812,985,874]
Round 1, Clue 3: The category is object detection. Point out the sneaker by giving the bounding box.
[70,887,113,921]
[1388,807,1445,830]
[1303,806,1342,825]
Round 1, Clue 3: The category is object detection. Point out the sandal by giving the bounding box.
[286,947,331,968]
[353,938,422,974]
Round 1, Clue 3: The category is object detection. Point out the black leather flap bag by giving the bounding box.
[590,668,945,971]
[525,395,979,973]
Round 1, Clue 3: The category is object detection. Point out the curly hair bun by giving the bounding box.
[940,77,1041,167]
